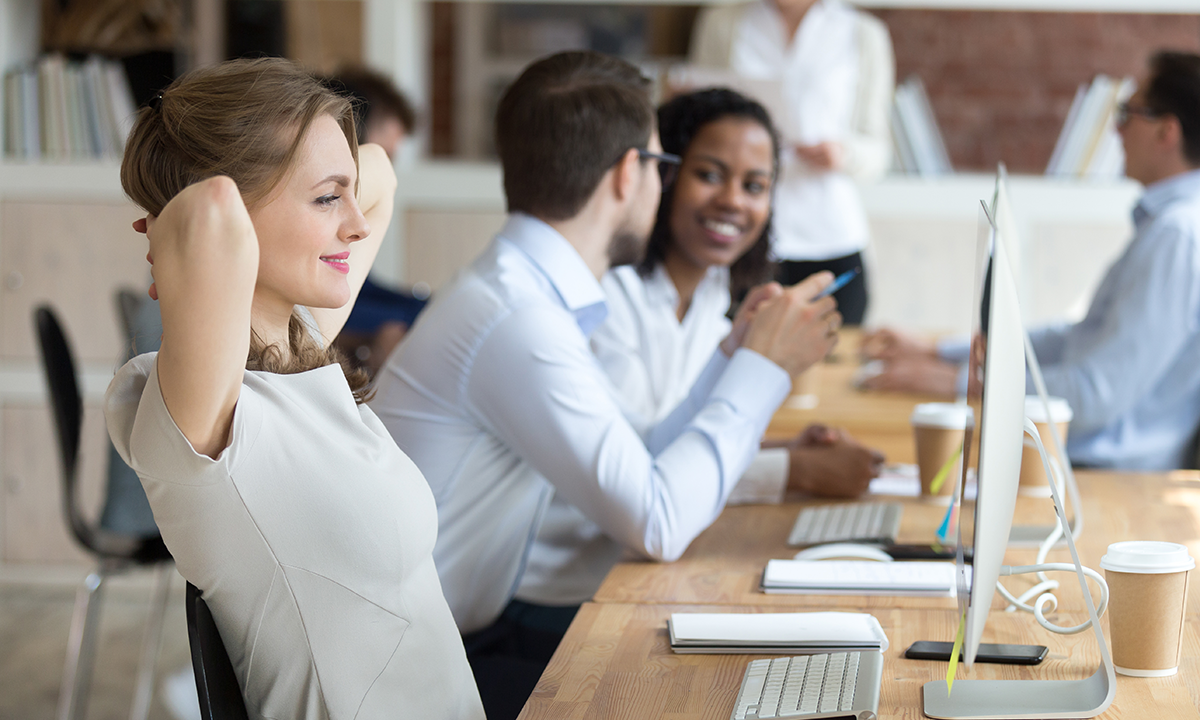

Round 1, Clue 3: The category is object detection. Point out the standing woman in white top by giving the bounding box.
[690,0,895,324]
[105,58,483,720]
[592,87,884,504]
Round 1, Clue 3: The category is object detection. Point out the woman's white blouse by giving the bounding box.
[105,353,483,720]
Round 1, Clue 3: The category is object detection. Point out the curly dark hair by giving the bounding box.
[637,87,781,301]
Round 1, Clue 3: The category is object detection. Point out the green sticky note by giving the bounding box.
[930,446,963,495]
[946,609,965,696]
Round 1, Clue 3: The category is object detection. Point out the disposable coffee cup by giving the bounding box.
[911,403,972,501]
[1100,541,1193,677]
[1019,396,1073,497]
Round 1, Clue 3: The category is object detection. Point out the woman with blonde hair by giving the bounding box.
[106,57,483,719]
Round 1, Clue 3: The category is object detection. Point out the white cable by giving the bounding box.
[1002,455,1065,612]
[1001,563,1109,634]
[1024,330,1083,542]
[996,421,1108,634]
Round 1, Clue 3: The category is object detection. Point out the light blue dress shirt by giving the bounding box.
[370,214,792,632]
[942,169,1200,470]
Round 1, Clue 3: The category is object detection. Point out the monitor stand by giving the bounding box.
[1008,329,1082,549]
[1009,523,1067,547]
[922,420,1116,719]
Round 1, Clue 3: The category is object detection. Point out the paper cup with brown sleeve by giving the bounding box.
[1100,541,1194,677]
[910,403,972,502]
[1019,396,1073,497]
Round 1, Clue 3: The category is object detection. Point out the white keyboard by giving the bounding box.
[730,652,882,720]
[787,502,902,547]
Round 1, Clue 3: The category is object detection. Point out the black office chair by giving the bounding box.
[186,582,250,720]
[33,305,173,720]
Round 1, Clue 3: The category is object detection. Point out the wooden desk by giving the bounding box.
[521,337,1200,719]
[595,471,1200,615]
[519,602,1200,720]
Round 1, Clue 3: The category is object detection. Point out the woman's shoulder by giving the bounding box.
[106,352,160,431]
[106,352,266,483]
[853,7,892,48]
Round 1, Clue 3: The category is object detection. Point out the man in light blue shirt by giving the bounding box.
[863,51,1200,471]
[370,51,842,720]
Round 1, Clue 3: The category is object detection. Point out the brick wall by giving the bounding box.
[873,10,1200,172]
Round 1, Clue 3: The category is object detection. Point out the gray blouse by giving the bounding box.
[106,353,483,720]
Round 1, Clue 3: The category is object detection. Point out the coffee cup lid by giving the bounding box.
[1100,541,1195,574]
[1025,396,1073,423]
[911,403,973,429]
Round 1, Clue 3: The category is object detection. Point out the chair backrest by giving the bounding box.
[33,306,91,549]
[185,582,250,720]
[100,289,161,538]
[115,288,143,354]
[34,305,170,562]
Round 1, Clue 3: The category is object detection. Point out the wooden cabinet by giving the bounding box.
[404,208,503,292]
[0,200,146,361]
[0,164,141,568]
[2,403,109,564]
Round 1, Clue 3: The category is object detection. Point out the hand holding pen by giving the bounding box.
[813,266,860,300]
[741,272,843,377]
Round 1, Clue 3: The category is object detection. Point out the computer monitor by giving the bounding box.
[922,202,1115,720]
[959,201,1027,670]
[991,167,1085,549]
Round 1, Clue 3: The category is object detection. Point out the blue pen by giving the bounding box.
[813,267,860,299]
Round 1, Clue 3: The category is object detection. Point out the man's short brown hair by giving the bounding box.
[329,66,418,142]
[495,51,654,220]
[1145,51,1200,165]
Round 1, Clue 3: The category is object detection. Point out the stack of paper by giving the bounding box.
[868,463,978,500]
[891,75,952,176]
[1045,75,1135,179]
[668,611,888,654]
[762,559,956,597]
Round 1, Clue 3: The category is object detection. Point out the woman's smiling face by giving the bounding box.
[666,116,775,273]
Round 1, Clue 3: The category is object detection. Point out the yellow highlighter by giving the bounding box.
[947,610,966,695]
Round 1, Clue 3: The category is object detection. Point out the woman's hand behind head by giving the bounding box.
[150,175,259,460]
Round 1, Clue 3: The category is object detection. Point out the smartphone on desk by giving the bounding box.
[905,641,1048,665]
[880,544,972,563]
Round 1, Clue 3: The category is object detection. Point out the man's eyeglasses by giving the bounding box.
[1116,101,1161,127]
[637,148,682,185]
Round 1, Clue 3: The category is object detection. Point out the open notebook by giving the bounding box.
[761,559,957,597]
[668,611,889,654]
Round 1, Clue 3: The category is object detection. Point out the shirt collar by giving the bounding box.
[499,212,609,335]
[1135,168,1200,225]
[647,264,680,308]
[646,263,731,317]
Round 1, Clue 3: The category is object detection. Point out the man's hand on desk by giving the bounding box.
[860,327,938,362]
[859,356,959,397]
[780,424,884,498]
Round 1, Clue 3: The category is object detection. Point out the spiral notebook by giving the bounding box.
[761,559,956,597]
[668,611,889,654]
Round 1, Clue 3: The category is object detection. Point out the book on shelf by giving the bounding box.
[3,53,136,162]
[3,71,19,159]
[891,75,952,176]
[1046,74,1134,179]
